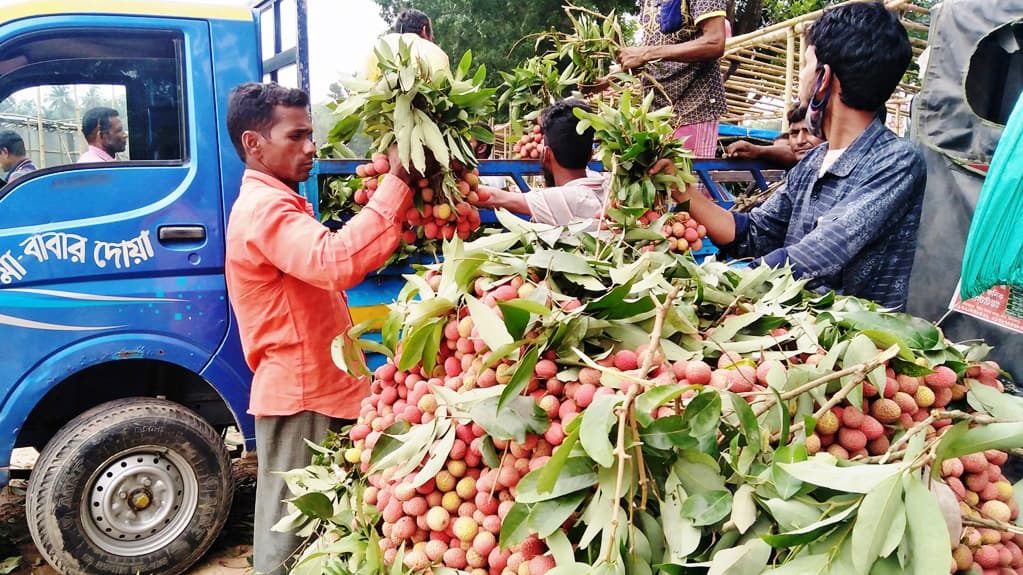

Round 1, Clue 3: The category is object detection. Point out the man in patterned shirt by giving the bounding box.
[618,0,728,159]
[656,2,926,309]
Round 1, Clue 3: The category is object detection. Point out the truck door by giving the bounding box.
[0,19,229,407]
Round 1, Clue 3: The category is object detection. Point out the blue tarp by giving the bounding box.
[718,124,782,141]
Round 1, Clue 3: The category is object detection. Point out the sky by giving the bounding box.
[187,0,388,102]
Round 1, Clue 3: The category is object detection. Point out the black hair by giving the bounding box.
[0,129,26,156]
[393,8,431,36]
[226,82,309,161]
[540,99,594,170]
[787,105,808,124]
[806,2,912,112]
[81,107,119,140]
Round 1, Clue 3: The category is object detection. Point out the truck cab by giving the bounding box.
[0,2,285,573]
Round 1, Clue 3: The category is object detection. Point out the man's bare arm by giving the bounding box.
[476,185,531,216]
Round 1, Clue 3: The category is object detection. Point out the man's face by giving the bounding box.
[421,19,435,42]
[788,120,822,160]
[249,105,316,186]
[0,148,11,170]
[101,116,128,156]
[797,45,820,110]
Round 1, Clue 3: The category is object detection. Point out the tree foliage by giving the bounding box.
[371,0,636,85]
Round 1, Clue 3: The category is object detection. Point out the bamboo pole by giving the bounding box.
[34,87,45,168]
[784,28,795,130]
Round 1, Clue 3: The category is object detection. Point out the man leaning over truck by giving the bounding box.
[224,82,414,575]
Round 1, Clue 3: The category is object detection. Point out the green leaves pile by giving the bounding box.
[278,211,1023,575]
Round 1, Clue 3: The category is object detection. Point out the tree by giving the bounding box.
[46,85,74,121]
[371,0,636,85]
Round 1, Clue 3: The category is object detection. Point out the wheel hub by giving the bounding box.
[81,448,199,556]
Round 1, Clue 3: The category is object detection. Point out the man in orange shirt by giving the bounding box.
[224,82,413,574]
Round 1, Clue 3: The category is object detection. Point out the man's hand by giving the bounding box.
[648,158,677,177]
[386,145,410,183]
[617,47,650,70]
[724,141,758,159]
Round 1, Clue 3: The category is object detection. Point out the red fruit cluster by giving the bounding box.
[801,363,979,460]
[349,273,592,574]
[944,451,1022,573]
[659,211,707,254]
[351,154,489,244]
[512,124,543,159]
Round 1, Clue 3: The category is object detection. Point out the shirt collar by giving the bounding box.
[243,169,299,193]
[820,118,888,178]
[7,157,31,174]
[88,145,115,161]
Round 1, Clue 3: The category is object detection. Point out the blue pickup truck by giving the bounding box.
[0,1,775,573]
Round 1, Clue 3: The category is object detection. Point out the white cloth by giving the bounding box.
[480,175,506,190]
[819,147,847,177]
[524,176,607,231]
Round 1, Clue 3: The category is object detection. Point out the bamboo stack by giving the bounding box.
[720,0,931,131]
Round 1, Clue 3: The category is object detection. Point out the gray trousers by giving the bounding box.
[253,412,344,575]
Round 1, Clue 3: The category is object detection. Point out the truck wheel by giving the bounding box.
[26,397,233,575]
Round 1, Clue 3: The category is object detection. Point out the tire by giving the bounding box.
[26,397,233,575]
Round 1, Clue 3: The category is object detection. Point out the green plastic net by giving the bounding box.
[959,94,1023,300]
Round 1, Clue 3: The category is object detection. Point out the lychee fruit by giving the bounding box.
[925,365,957,388]
[871,398,902,423]
[817,411,841,434]
[842,406,865,428]
[838,427,867,452]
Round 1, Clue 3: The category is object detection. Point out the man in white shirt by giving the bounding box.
[476,100,605,230]
[77,107,126,163]
[364,9,449,82]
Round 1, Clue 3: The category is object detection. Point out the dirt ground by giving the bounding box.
[1,449,256,575]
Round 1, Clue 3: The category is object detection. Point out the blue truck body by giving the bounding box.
[0,0,773,491]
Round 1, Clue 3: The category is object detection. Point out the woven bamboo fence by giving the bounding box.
[720,0,931,132]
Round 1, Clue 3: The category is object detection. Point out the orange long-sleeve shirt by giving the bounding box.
[225,169,412,418]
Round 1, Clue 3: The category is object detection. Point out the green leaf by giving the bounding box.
[781,457,904,493]
[727,391,761,454]
[761,553,829,575]
[537,424,580,494]
[771,444,808,499]
[681,390,722,441]
[499,301,531,341]
[675,451,727,494]
[731,484,758,534]
[367,420,410,469]
[527,249,596,276]
[636,384,688,427]
[516,457,597,503]
[397,320,440,371]
[763,503,858,548]
[465,294,514,353]
[967,381,1023,420]
[480,436,501,469]
[662,467,703,562]
[499,502,531,548]
[858,329,915,361]
[707,539,772,575]
[851,473,905,574]
[839,311,940,351]
[499,347,540,412]
[639,415,696,451]
[412,425,456,487]
[903,473,951,575]
[580,393,622,467]
[889,358,934,377]
[528,491,586,537]
[421,320,445,375]
[933,421,1023,477]
[680,489,733,526]
[470,395,549,444]
[291,492,334,519]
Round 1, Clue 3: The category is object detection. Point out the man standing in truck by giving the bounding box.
[76,106,127,163]
[224,82,413,575]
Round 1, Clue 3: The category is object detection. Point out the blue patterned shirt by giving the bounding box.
[721,119,927,309]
